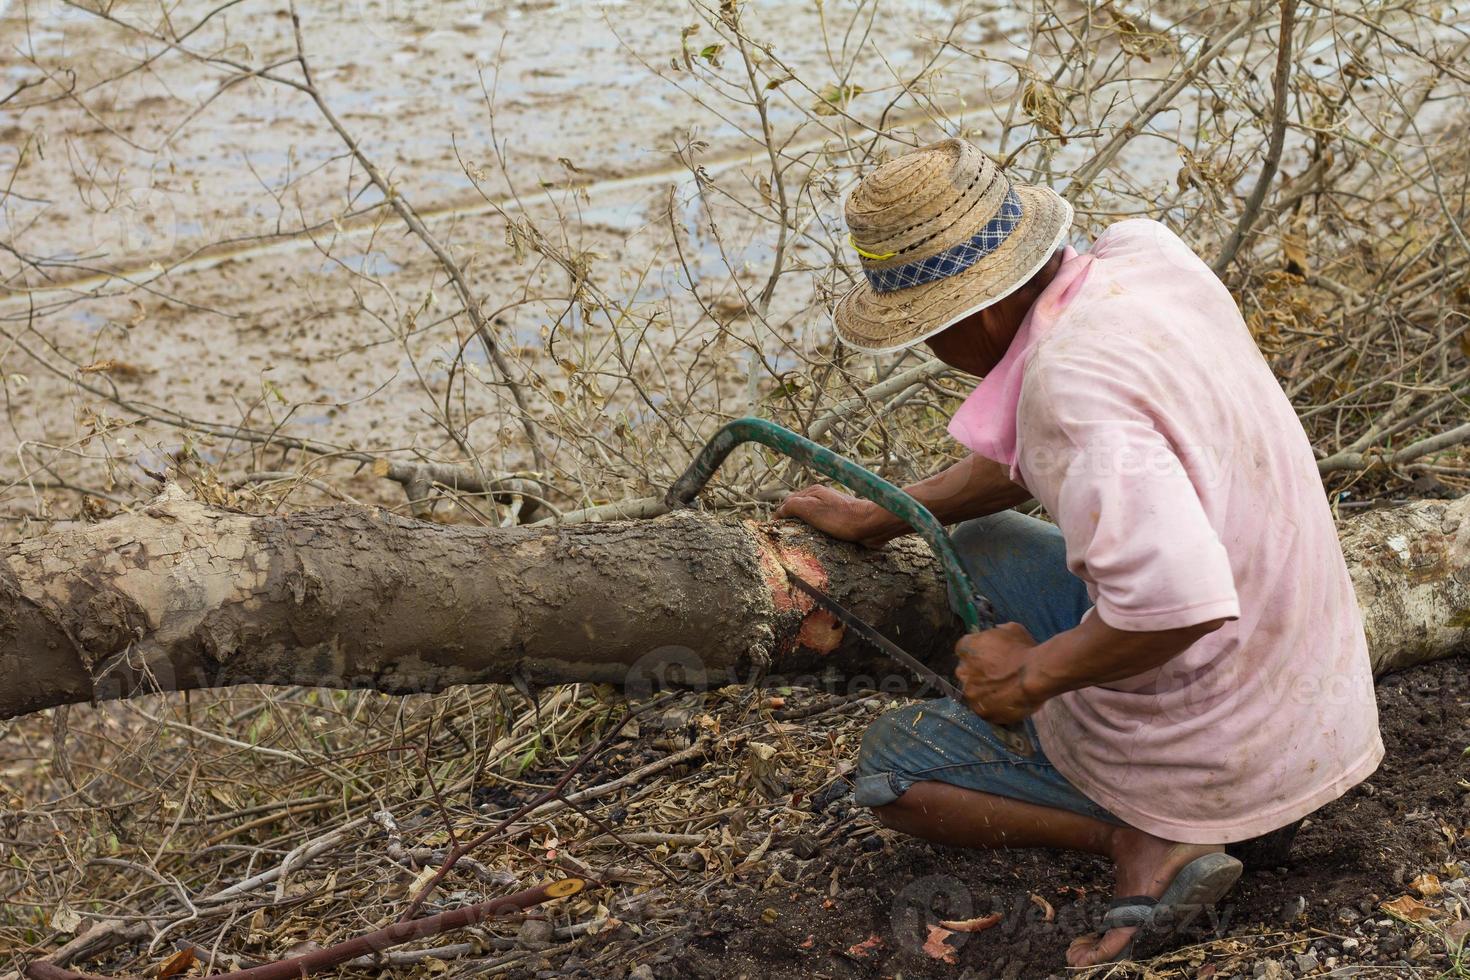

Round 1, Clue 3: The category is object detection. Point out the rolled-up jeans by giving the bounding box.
[851,510,1122,825]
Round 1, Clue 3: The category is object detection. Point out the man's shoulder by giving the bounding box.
[1043,218,1220,338]
[1019,321,1127,420]
[1096,217,1171,240]
[1091,217,1202,264]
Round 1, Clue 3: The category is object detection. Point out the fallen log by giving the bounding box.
[1,485,1466,721]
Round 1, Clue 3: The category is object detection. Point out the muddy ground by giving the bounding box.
[1,656,1464,980]
[646,657,1470,979]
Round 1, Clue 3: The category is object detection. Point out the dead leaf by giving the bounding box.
[79,359,148,378]
[737,829,774,870]
[939,912,1002,933]
[49,904,82,934]
[1022,77,1064,139]
[1256,960,1288,980]
[845,934,883,958]
[813,83,863,116]
[1281,211,1309,276]
[278,940,322,959]
[407,864,438,896]
[1444,918,1470,951]
[1030,893,1056,922]
[922,925,958,964]
[246,908,269,945]
[1102,1,1171,60]
[1412,872,1444,898]
[1382,894,1441,921]
[155,946,196,980]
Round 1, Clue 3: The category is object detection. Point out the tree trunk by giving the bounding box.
[2,485,1466,721]
[1340,495,1470,674]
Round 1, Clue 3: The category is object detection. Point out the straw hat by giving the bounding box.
[834,138,1073,353]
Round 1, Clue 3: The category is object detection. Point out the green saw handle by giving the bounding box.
[667,417,993,629]
[666,417,1033,755]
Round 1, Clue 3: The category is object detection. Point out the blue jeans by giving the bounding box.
[851,510,1122,825]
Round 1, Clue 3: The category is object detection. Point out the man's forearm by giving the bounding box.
[1020,613,1227,704]
[860,454,1032,544]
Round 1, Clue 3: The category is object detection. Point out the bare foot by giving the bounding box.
[1065,828,1224,967]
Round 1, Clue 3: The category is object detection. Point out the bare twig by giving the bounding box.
[1213,0,1300,275]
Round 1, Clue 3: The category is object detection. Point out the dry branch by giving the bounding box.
[1317,422,1470,475]
[1212,0,1298,276]
[25,877,584,980]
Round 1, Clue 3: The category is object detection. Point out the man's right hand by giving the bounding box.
[774,485,893,548]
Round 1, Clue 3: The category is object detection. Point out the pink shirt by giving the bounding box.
[949,219,1383,843]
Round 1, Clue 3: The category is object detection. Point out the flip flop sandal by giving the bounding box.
[1100,851,1243,961]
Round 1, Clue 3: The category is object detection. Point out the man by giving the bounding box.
[776,138,1383,966]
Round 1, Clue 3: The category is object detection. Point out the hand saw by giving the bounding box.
[668,416,1034,757]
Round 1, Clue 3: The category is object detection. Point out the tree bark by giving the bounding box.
[2,485,1466,721]
[1340,494,1470,674]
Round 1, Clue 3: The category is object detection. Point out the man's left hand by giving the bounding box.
[954,622,1045,725]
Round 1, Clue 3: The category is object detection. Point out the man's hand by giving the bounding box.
[775,456,1030,549]
[775,486,888,548]
[954,623,1045,725]
[957,614,1228,726]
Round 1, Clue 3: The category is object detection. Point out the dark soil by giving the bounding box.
[664,655,1470,979]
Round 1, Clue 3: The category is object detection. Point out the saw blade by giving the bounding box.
[780,564,1035,757]
[783,568,966,703]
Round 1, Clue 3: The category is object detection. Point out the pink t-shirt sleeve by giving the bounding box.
[1022,358,1241,632]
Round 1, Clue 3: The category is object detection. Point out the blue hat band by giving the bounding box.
[863,189,1023,294]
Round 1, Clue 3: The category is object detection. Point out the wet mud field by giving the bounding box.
[0,0,1033,508]
[663,657,1470,979]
